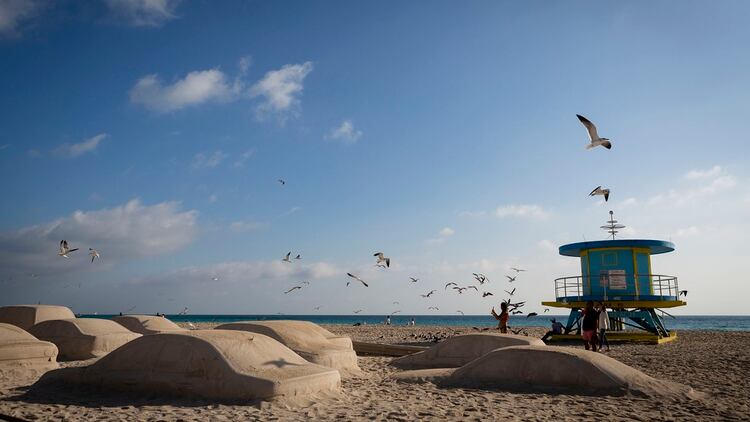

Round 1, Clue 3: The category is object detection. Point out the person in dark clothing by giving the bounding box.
[581,300,599,351]
[541,318,564,342]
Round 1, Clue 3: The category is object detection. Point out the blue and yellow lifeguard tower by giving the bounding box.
[542,211,686,344]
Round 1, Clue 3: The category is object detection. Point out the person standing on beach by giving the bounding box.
[597,302,611,352]
[581,300,599,351]
[385,316,391,325]
[491,303,509,333]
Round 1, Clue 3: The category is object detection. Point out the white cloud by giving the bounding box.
[458,210,487,218]
[279,206,302,217]
[229,220,265,233]
[537,239,557,252]
[233,149,255,168]
[326,120,362,144]
[238,56,252,75]
[0,0,42,37]
[684,165,722,180]
[427,227,455,245]
[104,0,181,27]
[495,204,549,220]
[0,199,197,277]
[192,150,228,169]
[674,226,700,238]
[250,62,313,120]
[618,197,638,208]
[439,227,455,237]
[130,69,238,113]
[53,133,107,158]
[207,193,218,203]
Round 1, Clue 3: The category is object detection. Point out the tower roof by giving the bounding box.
[559,239,675,257]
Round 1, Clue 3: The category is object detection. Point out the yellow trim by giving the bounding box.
[546,332,678,345]
[542,300,686,309]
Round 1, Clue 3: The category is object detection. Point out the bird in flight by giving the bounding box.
[88,248,100,263]
[393,301,400,305]
[284,286,302,294]
[679,290,688,297]
[445,282,458,290]
[467,285,479,292]
[295,254,301,260]
[526,312,538,318]
[58,240,79,258]
[421,290,436,298]
[453,286,467,294]
[456,310,465,315]
[211,276,220,281]
[347,272,368,287]
[505,288,516,296]
[409,277,419,283]
[589,185,611,202]
[373,252,390,268]
[544,308,550,313]
[282,252,292,263]
[577,114,612,150]
[390,310,401,315]
[510,267,526,273]
[428,306,440,311]
[472,273,488,284]
[179,307,189,315]
[313,306,321,311]
[506,275,517,282]
[353,309,363,314]
[482,292,493,297]
[278,179,286,185]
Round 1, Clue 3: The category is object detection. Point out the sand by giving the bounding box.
[1,323,749,421]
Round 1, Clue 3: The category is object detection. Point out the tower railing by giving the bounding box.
[553,274,679,301]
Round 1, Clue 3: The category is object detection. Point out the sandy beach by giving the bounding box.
[1,323,748,421]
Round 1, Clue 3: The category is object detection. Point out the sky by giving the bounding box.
[1,1,749,315]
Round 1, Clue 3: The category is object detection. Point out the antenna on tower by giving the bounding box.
[600,210,625,240]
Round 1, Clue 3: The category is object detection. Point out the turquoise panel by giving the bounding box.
[586,249,636,297]
[636,253,651,295]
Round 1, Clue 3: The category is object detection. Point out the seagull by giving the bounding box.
[428,306,440,311]
[88,248,100,263]
[472,273,488,284]
[313,306,321,311]
[453,286,467,294]
[353,309,363,314]
[211,276,220,281]
[577,114,612,150]
[482,292,493,297]
[373,252,390,268]
[456,310,465,315]
[505,288,516,296]
[390,310,401,315]
[526,312,538,318]
[284,286,302,294]
[544,308,550,313]
[393,301,400,305]
[511,310,524,315]
[187,322,197,330]
[679,290,688,297]
[282,252,292,263]
[589,185,611,202]
[445,282,458,290]
[467,285,479,292]
[506,275,517,282]
[409,277,419,283]
[346,272,369,287]
[278,179,286,185]
[295,254,301,260]
[510,267,526,273]
[421,290,436,298]
[58,240,79,258]
[179,307,189,315]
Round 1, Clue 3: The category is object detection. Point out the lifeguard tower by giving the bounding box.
[542,211,686,344]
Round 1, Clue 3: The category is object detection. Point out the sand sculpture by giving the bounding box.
[28,318,141,361]
[0,323,59,377]
[113,315,187,335]
[0,305,76,330]
[44,330,341,401]
[215,321,359,374]
[390,333,544,369]
[393,345,702,398]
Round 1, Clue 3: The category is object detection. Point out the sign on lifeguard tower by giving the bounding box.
[542,211,686,344]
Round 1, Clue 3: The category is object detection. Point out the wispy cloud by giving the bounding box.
[192,150,228,169]
[233,149,255,168]
[684,165,722,180]
[279,206,302,218]
[458,210,487,218]
[229,220,265,232]
[53,133,108,158]
[130,69,240,113]
[674,226,700,238]
[207,193,218,203]
[649,166,737,207]
[427,227,456,245]
[0,0,44,37]
[250,62,313,121]
[326,120,362,144]
[495,204,550,220]
[104,0,181,27]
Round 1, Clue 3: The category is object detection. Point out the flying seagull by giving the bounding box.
[390,310,401,315]
[409,277,419,283]
[505,288,516,296]
[421,290,436,298]
[58,240,79,258]
[444,282,458,290]
[282,252,292,263]
[510,267,526,273]
[278,179,286,185]
[179,307,189,315]
[88,248,100,263]
[428,306,440,311]
[589,185,610,202]
[456,310,465,315]
[284,286,302,294]
[295,254,301,260]
[211,276,220,281]
[393,301,400,305]
[313,306,321,311]
[472,273,488,284]
[544,308,550,313]
[679,290,688,297]
[346,272,369,287]
[526,312,538,318]
[506,275,517,282]
[482,292,494,297]
[467,285,479,292]
[373,252,390,268]
[453,286,467,294]
[577,114,612,150]
[353,309,363,314]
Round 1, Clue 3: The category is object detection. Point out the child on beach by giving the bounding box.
[581,300,599,351]
[597,302,611,352]
[491,302,509,333]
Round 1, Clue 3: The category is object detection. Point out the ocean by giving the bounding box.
[82,314,750,331]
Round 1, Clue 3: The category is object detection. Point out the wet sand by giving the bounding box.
[1,324,749,421]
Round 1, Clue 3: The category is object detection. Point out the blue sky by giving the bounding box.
[1,1,749,315]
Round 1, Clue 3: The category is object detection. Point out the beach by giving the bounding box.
[1,323,749,421]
